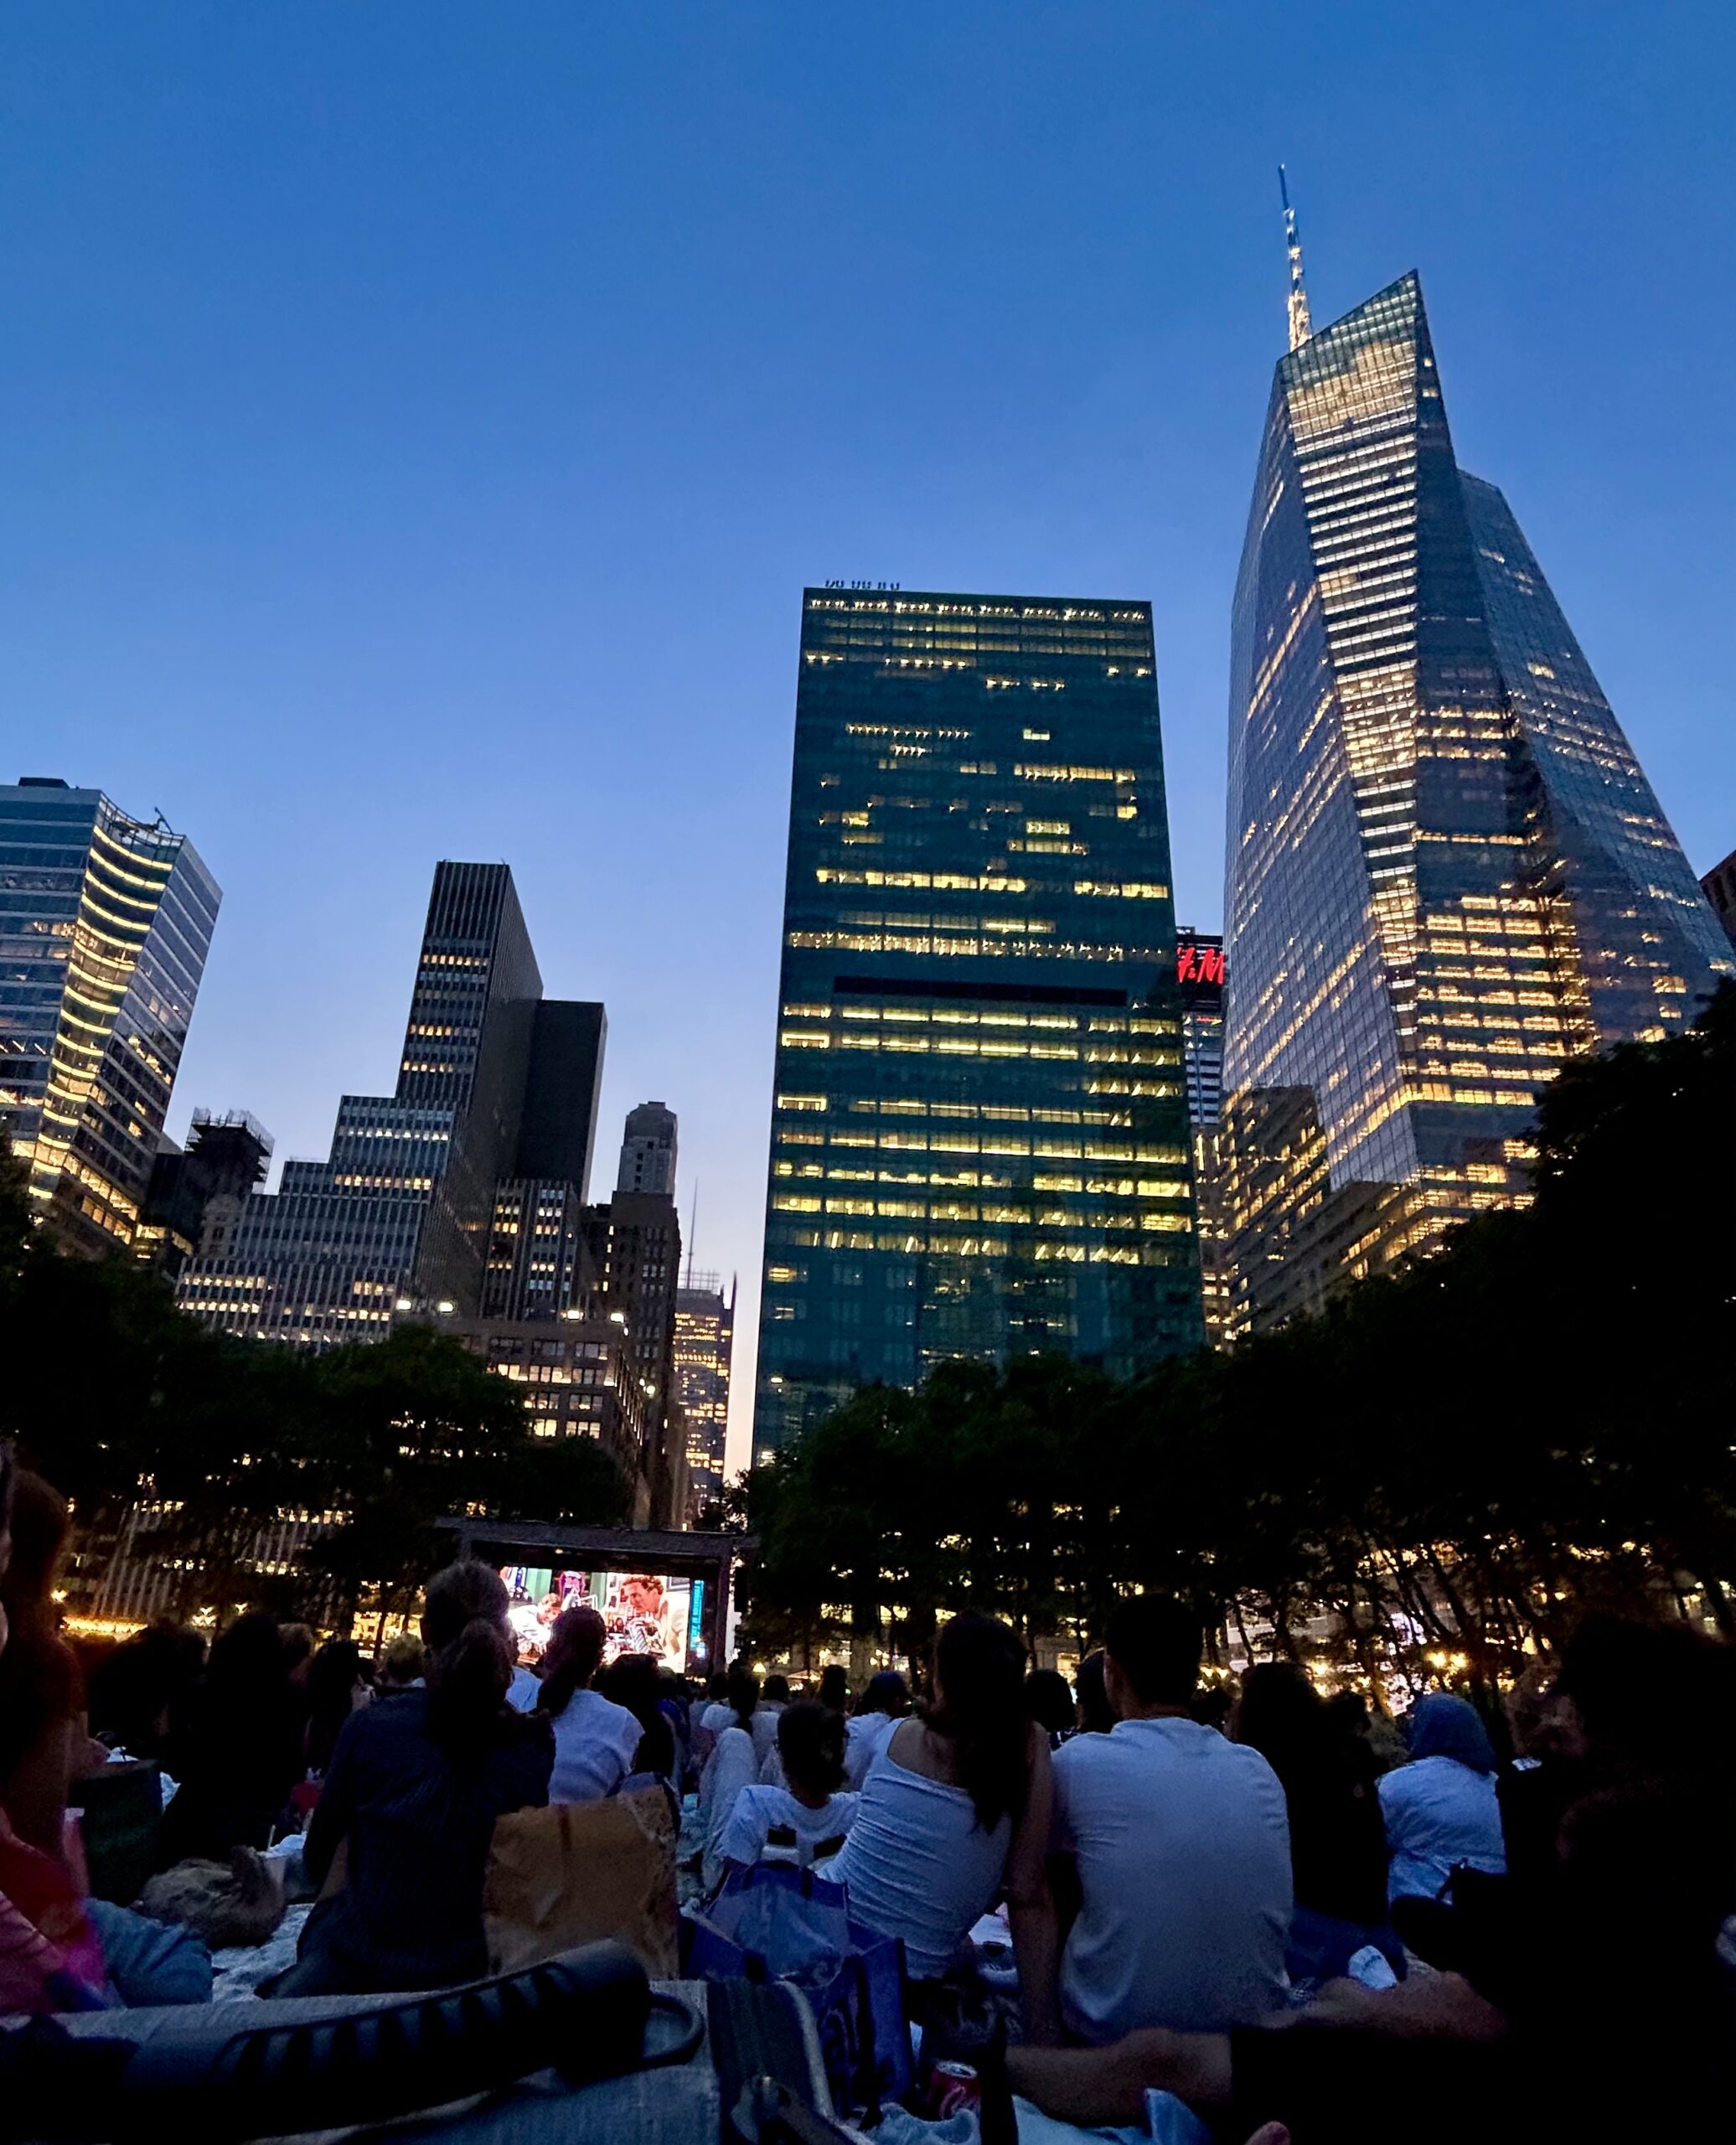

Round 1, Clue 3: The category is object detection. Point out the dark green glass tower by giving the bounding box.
[752,588,1202,1462]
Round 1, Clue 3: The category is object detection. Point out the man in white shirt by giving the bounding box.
[1051,1597,1292,2041]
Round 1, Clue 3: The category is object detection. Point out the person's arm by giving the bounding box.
[1005,2027,1233,2128]
[0,1714,77,1859]
[1005,1724,1062,2044]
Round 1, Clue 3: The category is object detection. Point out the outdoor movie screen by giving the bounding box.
[496,1565,707,1677]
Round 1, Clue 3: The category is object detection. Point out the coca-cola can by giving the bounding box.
[933,2060,981,2119]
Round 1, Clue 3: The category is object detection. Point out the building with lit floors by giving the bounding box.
[1175,932,1231,1347]
[674,1271,735,1523]
[0,777,219,1257]
[753,587,1202,1464]
[581,1108,685,1527]
[178,861,607,1345]
[1221,261,1735,1336]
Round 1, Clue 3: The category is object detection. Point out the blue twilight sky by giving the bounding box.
[5,4,1733,1469]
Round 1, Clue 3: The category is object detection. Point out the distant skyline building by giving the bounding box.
[1175,931,1230,1349]
[0,777,220,1257]
[180,862,607,1345]
[1175,932,1226,1129]
[137,1109,272,1279]
[1222,268,1735,1332]
[753,587,1202,1463]
[1701,847,1736,953]
[617,1099,678,1197]
[674,1270,735,1524]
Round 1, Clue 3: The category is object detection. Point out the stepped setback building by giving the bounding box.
[1222,268,1734,1333]
[753,587,1202,1462]
[0,778,219,1256]
[179,862,606,1345]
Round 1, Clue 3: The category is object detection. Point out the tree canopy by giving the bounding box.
[0,1145,628,1623]
[741,986,1736,1688]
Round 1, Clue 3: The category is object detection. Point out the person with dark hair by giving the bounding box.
[716,1701,860,1885]
[0,1469,92,1857]
[817,1663,849,1714]
[1026,1667,1077,1747]
[376,1631,426,1693]
[1074,1649,1115,1736]
[1232,1662,1392,1982]
[158,1610,304,1864]
[277,1560,552,1996]
[87,1620,205,1765]
[1378,1694,1505,1906]
[845,1667,910,1789]
[536,1606,641,1802]
[598,1651,675,1782]
[828,1613,1059,2038]
[302,1639,371,1776]
[750,1671,792,1770]
[699,1665,762,1893]
[1050,1597,1291,2041]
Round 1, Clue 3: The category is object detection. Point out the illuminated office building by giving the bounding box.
[753,587,1201,1461]
[1222,269,1734,1329]
[0,778,219,1256]
[180,862,607,1345]
[1175,931,1231,1347]
[674,1272,735,1524]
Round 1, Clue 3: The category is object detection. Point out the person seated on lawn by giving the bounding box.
[1050,1595,1293,2041]
[828,1613,1059,2039]
[538,1605,642,1802]
[716,1701,860,1887]
[844,1668,911,1789]
[699,1666,762,1894]
[1378,1693,1506,1907]
[279,1560,551,1995]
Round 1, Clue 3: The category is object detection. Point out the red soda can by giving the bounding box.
[933,2060,981,2120]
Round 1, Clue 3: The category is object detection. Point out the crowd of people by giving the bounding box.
[3,1433,1734,2139]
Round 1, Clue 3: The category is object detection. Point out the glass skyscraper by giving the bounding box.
[674,1270,734,1523]
[753,587,1201,1462]
[1222,271,1734,1326]
[180,862,607,1345]
[0,778,219,1255]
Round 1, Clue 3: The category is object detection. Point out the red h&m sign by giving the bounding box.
[1176,941,1225,987]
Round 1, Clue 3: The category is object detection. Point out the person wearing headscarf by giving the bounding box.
[1377,1693,1506,1905]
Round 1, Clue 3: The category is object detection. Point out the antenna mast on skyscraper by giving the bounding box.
[685,1181,698,1288]
[1279,165,1312,351]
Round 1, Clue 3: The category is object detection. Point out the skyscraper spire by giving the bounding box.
[1279,164,1312,351]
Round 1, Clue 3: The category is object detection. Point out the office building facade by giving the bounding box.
[753,587,1201,1462]
[674,1272,735,1524]
[1702,847,1736,953]
[0,778,220,1257]
[180,862,607,1345]
[1222,271,1735,1330]
[1175,932,1231,1347]
[617,1099,677,1196]
[137,1109,273,1278]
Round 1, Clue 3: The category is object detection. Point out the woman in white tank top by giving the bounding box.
[827,1614,1059,2040]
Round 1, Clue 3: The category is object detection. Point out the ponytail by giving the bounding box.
[421,1559,515,1758]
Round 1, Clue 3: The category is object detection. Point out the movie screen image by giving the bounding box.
[496,1565,705,1676]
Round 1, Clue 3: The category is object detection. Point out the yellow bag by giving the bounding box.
[483,1786,679,1977]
